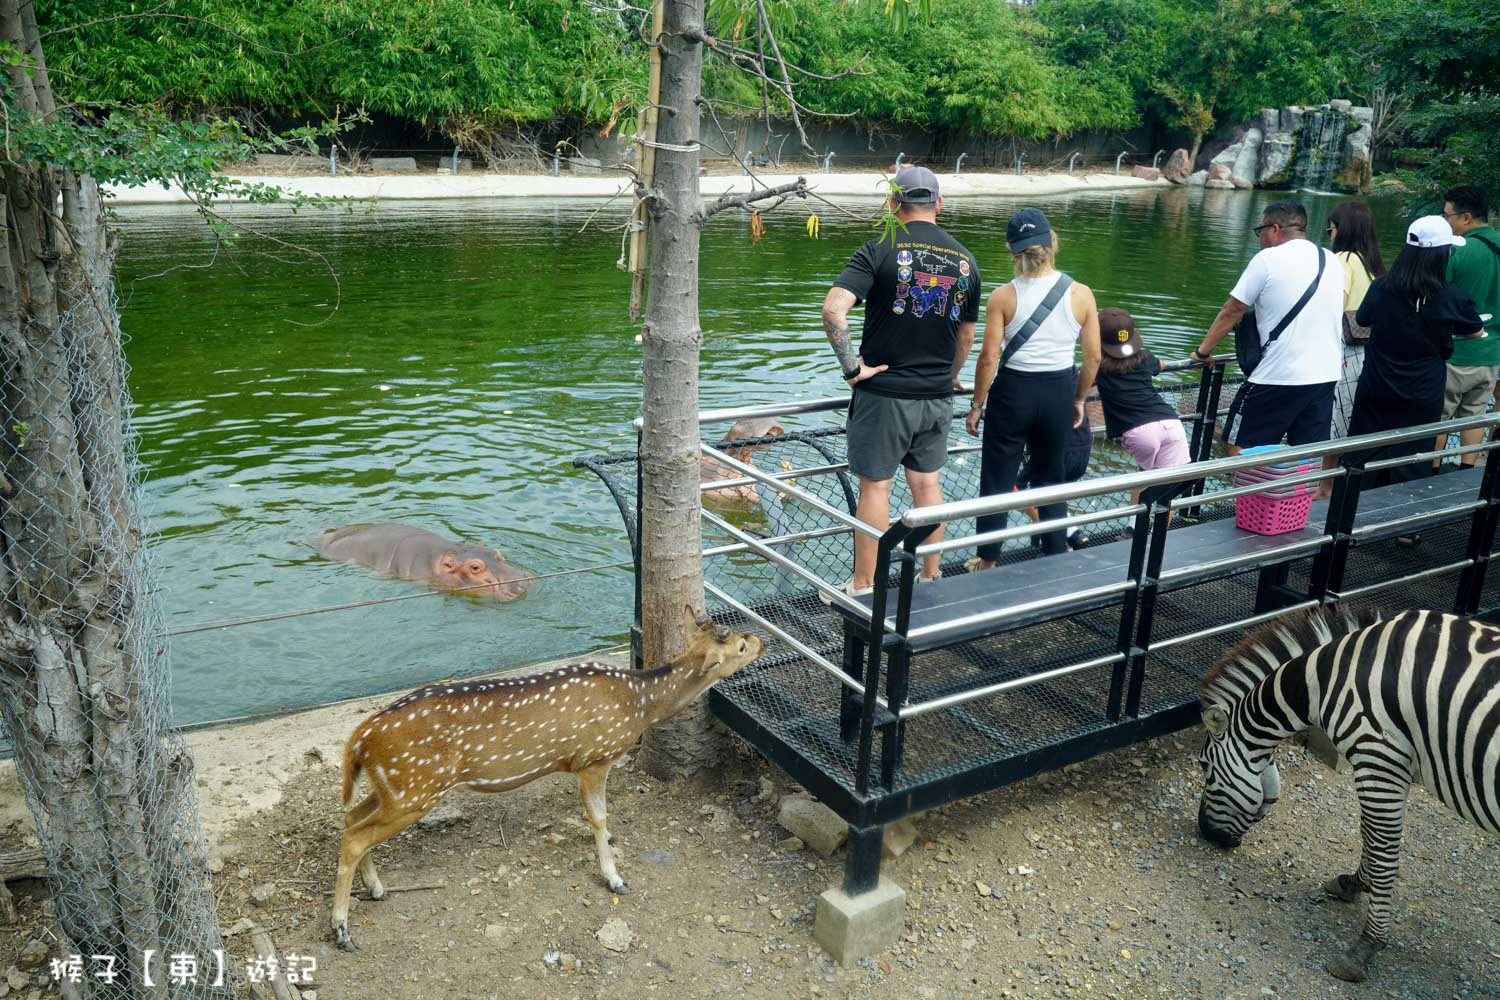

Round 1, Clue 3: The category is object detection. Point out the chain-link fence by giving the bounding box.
[2,263,230,997]
[578,365,1246,623]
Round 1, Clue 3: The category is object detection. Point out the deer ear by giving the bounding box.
[683,604,698,634]
[1201,706,1230,736]
[1302,727,1343,772]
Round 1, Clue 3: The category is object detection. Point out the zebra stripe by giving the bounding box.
[1196,606,1500,983]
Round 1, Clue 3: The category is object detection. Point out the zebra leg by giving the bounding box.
[1326,770,1409,983]
[1323,872,1367,903]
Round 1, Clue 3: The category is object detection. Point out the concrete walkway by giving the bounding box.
[107,170,1169,206]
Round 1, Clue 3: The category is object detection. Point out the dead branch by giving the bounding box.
[697,178,807,223]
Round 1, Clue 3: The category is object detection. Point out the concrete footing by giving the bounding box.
[813,877,906,964]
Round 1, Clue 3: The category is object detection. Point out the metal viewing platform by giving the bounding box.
[578,360,1500,940]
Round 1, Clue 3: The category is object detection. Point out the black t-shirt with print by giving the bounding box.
[1094,353,1180,438]
[833,220,981,399]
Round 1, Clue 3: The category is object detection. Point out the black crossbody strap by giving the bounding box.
[1264,245,1327,346]
[1000,273,1075,370]
[1471,232,1500,259]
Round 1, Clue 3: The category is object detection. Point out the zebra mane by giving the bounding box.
[1200,604,1384,709]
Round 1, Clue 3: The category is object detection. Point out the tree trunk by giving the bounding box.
[0,3,226,995]
[635,0,723,778]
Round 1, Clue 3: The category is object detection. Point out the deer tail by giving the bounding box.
[341,735,363,809]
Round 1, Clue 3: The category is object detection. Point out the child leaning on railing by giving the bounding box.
[1094,308,1192,537]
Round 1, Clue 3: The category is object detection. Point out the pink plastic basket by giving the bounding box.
[1235,491,1314,535]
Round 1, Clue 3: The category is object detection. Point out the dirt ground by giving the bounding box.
[5,699,1500,1000]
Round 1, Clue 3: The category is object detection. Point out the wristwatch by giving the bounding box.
[1192,347,1211,361]
[843,365,861,380]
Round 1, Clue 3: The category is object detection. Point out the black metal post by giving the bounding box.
[1125,485,1182,718]
[855,525,906,796]
[1320,461,1366,600]
[1185,365,1225,519]
[839,618,865,743]
[1456,447,1500,613]
[878,525,936,789]
[1107,496,1157,720]
[842,824,884,895]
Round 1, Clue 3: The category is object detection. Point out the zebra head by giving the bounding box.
[1196,704,1281,849]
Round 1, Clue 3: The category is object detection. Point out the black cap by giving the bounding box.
[1006,208,1053,253]
[1099,308,1143,359]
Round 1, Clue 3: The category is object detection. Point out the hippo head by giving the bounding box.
[434,545,532,602]
[723,416,785,462]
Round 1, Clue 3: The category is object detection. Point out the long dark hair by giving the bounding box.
[1384,244,1450,307]
[1328,201,1386,278]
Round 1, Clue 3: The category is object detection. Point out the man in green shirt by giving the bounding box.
[1440,185,1500,466]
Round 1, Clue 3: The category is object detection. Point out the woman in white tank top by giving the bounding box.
[1005,271,1086,371]
[964,209,1103,570]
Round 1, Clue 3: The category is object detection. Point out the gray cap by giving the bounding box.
[892,166,939,204]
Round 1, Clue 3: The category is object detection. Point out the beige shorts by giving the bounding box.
[1442,364,1499,419]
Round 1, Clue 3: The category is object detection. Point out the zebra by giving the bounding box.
[1196,605,1500,983]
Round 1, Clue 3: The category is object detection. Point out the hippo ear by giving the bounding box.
[492,547,505,562]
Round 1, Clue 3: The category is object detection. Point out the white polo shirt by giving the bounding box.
[1229,239,1344,386]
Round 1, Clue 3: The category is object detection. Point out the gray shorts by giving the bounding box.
[846,391,952,481]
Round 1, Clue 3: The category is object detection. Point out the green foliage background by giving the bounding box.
[34,0,1500,200]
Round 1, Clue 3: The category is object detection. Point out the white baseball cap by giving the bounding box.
[1406,215,1466,249]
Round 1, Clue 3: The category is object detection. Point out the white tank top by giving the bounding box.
[1003,272,1082,372]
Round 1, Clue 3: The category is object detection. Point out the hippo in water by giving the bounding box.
[700,417,786,502]
[317,523,532,601]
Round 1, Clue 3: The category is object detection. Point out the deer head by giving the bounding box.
[678,604,765,685]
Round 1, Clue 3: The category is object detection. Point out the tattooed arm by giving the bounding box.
[822,287,887,386]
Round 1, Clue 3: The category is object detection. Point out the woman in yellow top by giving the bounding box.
[1327,201,1386,438]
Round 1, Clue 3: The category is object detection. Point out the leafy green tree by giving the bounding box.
[1328,0,1500,204]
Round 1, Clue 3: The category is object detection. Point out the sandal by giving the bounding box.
[1067,529,1092,551]
[1395,534,1422,548]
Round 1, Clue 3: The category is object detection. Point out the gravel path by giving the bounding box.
[4,727,1497,998]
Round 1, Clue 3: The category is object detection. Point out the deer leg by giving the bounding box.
[1326,772,1407,983]
[340,793,391,900]
[331,802,426,951]
[578,762,628,894]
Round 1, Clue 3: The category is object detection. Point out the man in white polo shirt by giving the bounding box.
[1193,201,1344,453]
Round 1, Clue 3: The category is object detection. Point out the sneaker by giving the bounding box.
[918,571,942,584]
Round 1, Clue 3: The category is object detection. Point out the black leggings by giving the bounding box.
[977,367,1076,561]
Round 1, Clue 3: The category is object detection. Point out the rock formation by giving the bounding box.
[1201,101,1373,194]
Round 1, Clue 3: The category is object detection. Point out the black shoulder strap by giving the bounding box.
[1265,245,1328,347]
[1471,232,1500,259]
[1001,273,1075,370]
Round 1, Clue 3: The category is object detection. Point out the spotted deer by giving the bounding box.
[330,607,765,950]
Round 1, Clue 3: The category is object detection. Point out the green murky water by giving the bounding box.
[114,186,1408,724]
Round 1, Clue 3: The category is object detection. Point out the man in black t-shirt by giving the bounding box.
[821,166,980,595]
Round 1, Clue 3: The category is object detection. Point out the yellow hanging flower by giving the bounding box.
[806,213,821,239]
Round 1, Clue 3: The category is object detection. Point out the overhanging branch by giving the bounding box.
[696,177,807,224]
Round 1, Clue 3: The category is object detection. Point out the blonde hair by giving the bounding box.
[1012,241,1056,277]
